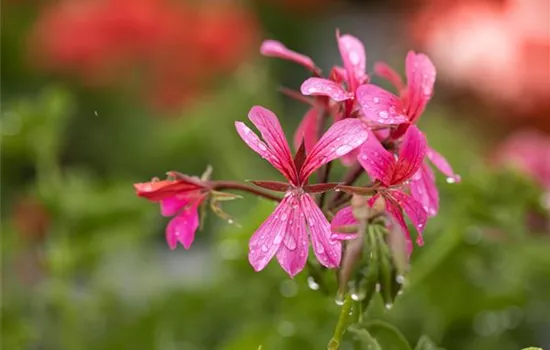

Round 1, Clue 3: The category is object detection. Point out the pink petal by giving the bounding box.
[386,190,427,245]
[426,147,461,183]
[340,148,359,167]
[300,194,341,268]
[374,61,405,93]
[330,206,359,240]
[160,196,188,216]
[330,66,348,83]
[383,196,413,255]
[404,51,436,123]
[337,33,367,91]
[410,163,439,217]
[392,125,427,184]
[260,40,317,72]
[356,84,408,125]
[358,130,396,186]
[235,106,298,184]
[300,118,369,181]
[165,201,200,250]
[275,197,309,277]
[248,195,294,272]
[293,107,319,153]
[301,77,353,102]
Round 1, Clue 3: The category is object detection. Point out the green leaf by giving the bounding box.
[521,348,543,350]
[365,320,412,350]
[347,325,382,350]
[414,335,444,350]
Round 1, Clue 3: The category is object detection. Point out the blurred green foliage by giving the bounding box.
[2,2,550,350]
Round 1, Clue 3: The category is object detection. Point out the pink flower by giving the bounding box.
[299,32,368,101]
[235,106,369,277]
[493,130,550,190]
[358,53,459,216]
[134,176,207,250]
[409,147,461,217]
[357,125,428,252]
[356,51,435,127]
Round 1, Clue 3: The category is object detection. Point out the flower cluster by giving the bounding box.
[28,0,258,111]
[135,31,460,278]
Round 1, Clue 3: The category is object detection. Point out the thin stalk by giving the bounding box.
[318,161,333,208]
[328,295,353,350]
[211,181,281,202]
[328,163,364,208]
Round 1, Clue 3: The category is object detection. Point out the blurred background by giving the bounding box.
[2,0,550,349]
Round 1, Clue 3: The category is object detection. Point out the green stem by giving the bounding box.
[328,295,353,350]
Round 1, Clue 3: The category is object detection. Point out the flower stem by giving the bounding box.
[328,164,364,210]
[318,161,333,208]
[328,295,353,350]
[211,181,282,202]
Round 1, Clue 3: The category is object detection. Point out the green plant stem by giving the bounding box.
[328,295,354,350]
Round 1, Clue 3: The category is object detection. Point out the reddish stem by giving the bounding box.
[211,181,282,202]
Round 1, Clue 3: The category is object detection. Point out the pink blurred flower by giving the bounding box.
[493,130,550,190]
[357,125,429,252]
[235,106,368,276]
[411,0,550,116]
[134,176,208,249]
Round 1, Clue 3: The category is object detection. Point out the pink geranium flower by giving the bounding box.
[359,53,459,216]
[356,125,428,252]
[356,51,435,127]
[134,175,208,250]
[235,106,368,277]
[261,33,369,155]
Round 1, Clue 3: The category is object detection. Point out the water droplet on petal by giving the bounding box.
[378,111,389,119]
[373,97,380,104]
[258,143,267,151]
[335,144,353,156]
[261,244,269,252]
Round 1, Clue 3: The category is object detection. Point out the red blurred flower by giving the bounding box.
[28,0,259,112]
[13,195,50,243]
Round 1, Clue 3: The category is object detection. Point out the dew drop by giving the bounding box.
[446,177,456,184]
[227,219,234,224]
[308,87,318,94]
[261,244,269,252]
[373,97,380,104]
[307,276,320,291]
[396,275,405,284]
[375,283,381,292]
[335,144,353,156]
[385,303,393,310]
[334,294,345,306]
[349,51,360,65]
[334,188,341,192]
[378,111,389,119]
[417,223,424,229]
[93,110,98,116]
[351,289,366,301]
[258,143,267,151]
